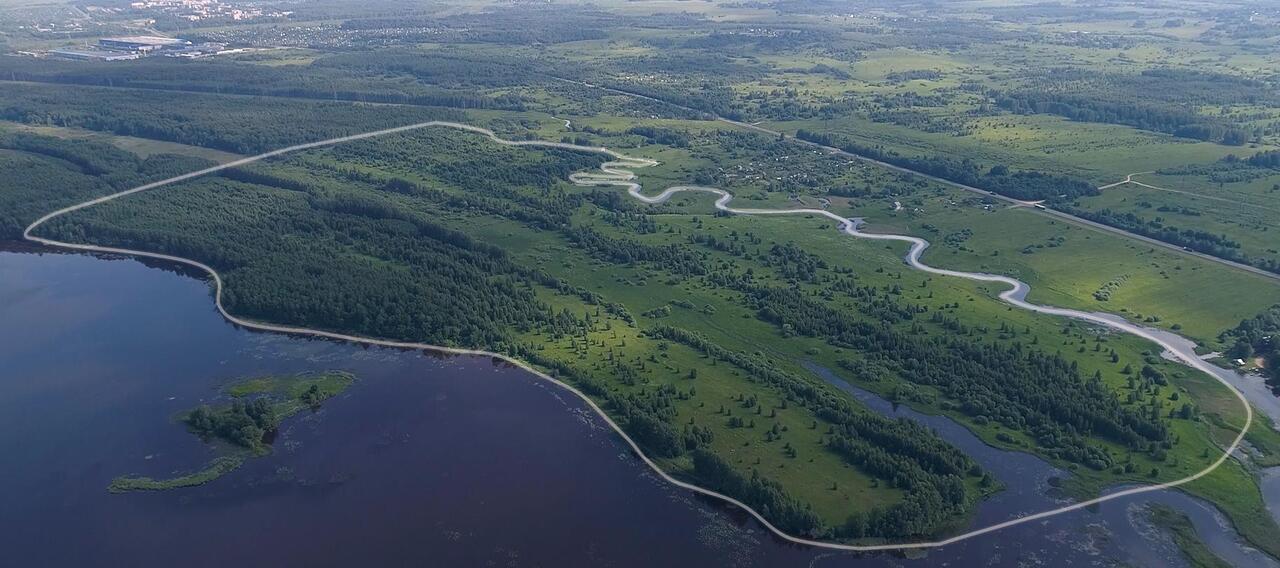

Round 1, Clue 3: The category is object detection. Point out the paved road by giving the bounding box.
[552,77,1280,284]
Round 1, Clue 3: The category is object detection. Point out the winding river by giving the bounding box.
[9,121,1277,561]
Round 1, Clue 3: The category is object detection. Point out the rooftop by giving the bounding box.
[100,36,187,45]
[49,48,141,60]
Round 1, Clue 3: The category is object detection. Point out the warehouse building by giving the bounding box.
[49,48,142,61]
[98,36,189,53]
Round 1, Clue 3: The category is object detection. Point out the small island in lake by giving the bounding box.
[109,371,356,493]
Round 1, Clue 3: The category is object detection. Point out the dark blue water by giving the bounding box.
[1,247,1276,567]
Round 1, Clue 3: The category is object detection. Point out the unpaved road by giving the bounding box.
[24,121,1254,553]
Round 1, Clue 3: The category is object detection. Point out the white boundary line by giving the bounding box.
[23,121,1252,552]
[1101,172,1280,215]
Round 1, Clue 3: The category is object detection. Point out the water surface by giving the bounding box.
[1,248,1276,567]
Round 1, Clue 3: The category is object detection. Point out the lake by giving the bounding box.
[1,247,1275,567]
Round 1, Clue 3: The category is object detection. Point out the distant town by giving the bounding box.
[3,0,293,60]
[125,0,292,24]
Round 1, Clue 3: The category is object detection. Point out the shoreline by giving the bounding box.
[20,120,1259,553]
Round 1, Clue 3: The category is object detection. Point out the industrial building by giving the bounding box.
[97,36,189,52]
[45,35,195,61]
[48,49,142,61]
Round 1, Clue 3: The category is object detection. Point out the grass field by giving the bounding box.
[1071,184,1280,271]
[452,140,1280,551]
[853,201,1280,345]
[0,120,243,163]
[5,2,1280,548]
[35,121,1280,549]
[770,115,1256,186]
[526,117,1280,346]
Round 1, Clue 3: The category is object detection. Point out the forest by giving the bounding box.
[795,129,1098,201]
[18,111,1242,541]
[740,285,1169,469]
[6,5,1278,551]
[991,68,1276,145]
[0,132,214,238]
[0,56,527,111]
[650,324,981,538]
[993,91,1250,145]
[0,83,464,154]
[1222,305,1280,392]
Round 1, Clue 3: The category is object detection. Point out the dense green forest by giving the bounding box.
[0,56,527,110]
[795,129,1099,201]
[5,0,1279,553]
[991,68,1275,145]
[21,121,1241,542]
[994,91,1250,145]
[0,83,464,154]
[1222,306,1280,391]
[0,132,214,238]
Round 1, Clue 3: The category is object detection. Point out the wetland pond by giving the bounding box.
[1,247,1276,567]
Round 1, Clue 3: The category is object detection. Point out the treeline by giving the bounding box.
[1160,158,1274,184]
[827,436,970,538]
[1245,149,1280,169]
[314,51,536,89]
[569,227,711,275]
[0,132,215,239]
[1221,305,1280,393]
[741,284,1168,469]
[691,450,823,536]
[0,82,465,154]
[1058,205,1278,274]
[989,67,1277,145]
[338,7,612,45]
[507,346,714,463]
[39,173,559,348]
[647,325,982,538]
[795,129,1097,201]
[593,77,743,121]
[625,125,691,148]
[0,57,525,110]
[994,91,1250,145]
